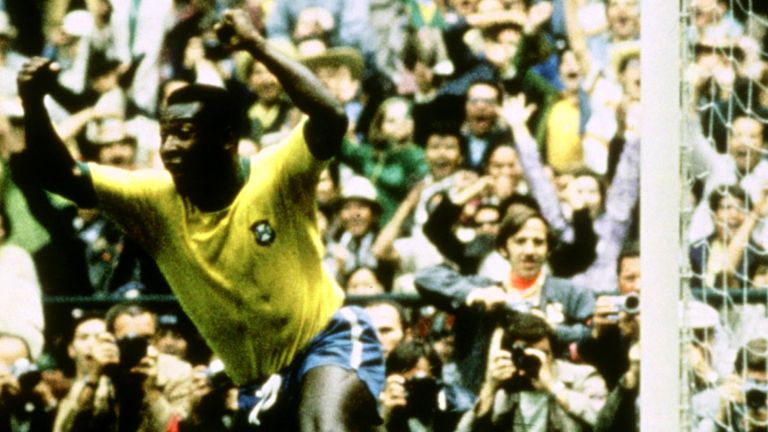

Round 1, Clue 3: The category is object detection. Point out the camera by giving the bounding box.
[605,293,640,321]
[9,358,41,392]
[743,380,768,410]
[510,341,542,378]
[402,374,441,417]
[116,334,150,370]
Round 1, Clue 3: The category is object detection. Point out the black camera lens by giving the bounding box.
[511,343,541,377]
[624,293,640,315]
[117,335,149,370]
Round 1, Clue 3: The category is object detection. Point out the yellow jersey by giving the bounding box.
[87,122,344,385]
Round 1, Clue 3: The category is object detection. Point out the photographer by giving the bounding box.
[180,357,246,431]
[53,315,119,432]
[54,311,190,432]
[415,204,595,395]
[379,339,456,432]
[577,243,640,390]
[0,333,56,432]
[456,313,607,432]
[714,337,768,432]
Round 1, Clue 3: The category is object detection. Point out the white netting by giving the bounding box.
[682,0,768,430]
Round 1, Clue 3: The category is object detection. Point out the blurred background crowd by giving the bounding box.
[0,0,763,430]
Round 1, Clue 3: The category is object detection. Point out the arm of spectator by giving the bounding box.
[599,131,640,259]
[132,349,179,429]
[422,175,493,273]
[414,264,498,312]
[554,283,595,345]
[525,1,553,35]
[455,328,510,432]
[217,9,347,160]
[15,57,97,207]
[549,208,598,277]
[500,93,572,239]
[442,13,481,78]
[372,181,425,261]
[53,333,119,432]
[563,0,593,74]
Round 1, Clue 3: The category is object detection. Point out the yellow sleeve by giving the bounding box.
[86,163,180,254]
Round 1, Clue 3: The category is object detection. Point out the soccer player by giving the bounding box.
[15,9,384,431]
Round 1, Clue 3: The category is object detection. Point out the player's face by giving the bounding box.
[160,102,205,190]
[503,217,548,279]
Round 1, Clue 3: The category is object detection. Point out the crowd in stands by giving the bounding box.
[0,0,763,430]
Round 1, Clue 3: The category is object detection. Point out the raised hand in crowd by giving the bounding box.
[498,93,538,136]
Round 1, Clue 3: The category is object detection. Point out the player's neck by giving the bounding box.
[185,163,245,212]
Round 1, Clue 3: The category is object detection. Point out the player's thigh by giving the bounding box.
[298,365,381,432]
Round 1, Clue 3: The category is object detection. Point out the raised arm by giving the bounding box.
[499,94,572,239]
[215,9,347,160]
[15,57,96,207]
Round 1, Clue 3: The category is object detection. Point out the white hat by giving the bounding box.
[62,10,94,38]
[340,176,381,210]
[682,300,719,330]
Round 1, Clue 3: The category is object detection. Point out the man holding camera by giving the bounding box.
[713,337,768,432]
[415,204,595,395]
[456,313,607,432]
[577,242,640,390]
[17,7,383,432]
[379,340,459,432]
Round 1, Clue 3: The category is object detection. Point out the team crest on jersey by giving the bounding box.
[251,220,276,246]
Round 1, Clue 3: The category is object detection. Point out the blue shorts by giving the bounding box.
[238,305,385,428]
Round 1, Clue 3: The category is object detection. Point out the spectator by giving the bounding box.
[456,312,607,431]
[53,314,118,432]
[577,242,641,390]
[0,205,45,361]
[345,265,387,296]
[105,303,194,422]
[500,92,640,293]
[109,0,175,116]
[325,175,384,284]
[265,0,376,55]
[338,96,428,224]
[0,333,56,432]
[461,80,513,171]
[365,300,410,359]
[239,53,299,147]
[689,185,768,288]
[379,339,461,431]
[415,204,595,395]
[687,109,768,243]
[712,337,768,431]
